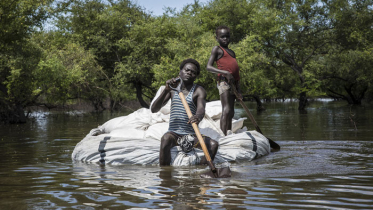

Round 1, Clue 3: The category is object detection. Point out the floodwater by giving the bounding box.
[0,100,372,210]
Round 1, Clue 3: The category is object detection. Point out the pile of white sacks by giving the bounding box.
[71,86,271,166]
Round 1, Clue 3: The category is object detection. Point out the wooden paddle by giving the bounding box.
[229,81,281,152]
[170,78,231,178]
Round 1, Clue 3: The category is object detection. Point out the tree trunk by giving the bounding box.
[295,68,308,110]
[327,84,367,105]
[134,82,149,108]
[0,105,27,124]
[298,91,308,110]
[109,99,116,110]
[344,85,367,105]
[252,95,266,111]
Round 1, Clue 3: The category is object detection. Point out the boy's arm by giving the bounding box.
[188,86,206,125]
[206,46,234,81]
[150,78,178,113]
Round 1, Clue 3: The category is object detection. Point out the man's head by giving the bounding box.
[179,58,200,83]
[215,25,231,47]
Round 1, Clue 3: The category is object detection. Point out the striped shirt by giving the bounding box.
[168,84,197,135]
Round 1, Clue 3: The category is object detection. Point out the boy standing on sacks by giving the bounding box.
[151,58,219,166]
[206,25,243,136]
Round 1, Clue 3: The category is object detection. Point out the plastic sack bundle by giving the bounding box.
[72,129,269,166]
[72,87,271,166]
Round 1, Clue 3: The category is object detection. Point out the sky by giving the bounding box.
[134,0,210,16]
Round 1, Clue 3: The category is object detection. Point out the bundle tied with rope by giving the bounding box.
[177,134,195,153]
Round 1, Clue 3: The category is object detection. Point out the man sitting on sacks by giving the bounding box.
[151,58,219,166]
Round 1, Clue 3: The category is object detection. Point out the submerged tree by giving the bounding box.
[250,0,333,110]
[34,32,107,110]
[0,0,52,123]
[321,50,373,104]
[57,0,153,109]
[319,0,373,104]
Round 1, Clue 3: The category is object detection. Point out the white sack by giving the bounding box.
[145,122,169,140]
[72,135,160,165]
[150,86,171,115]
[171,146,228,166]
[205,101,223,120]
[109,126,146,139]
[218,131,270,162]
[232,118,247,133]
[72,130,270,166]
[99,108,153,133]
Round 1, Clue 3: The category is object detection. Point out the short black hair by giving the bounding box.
[179,58,200,75]
[215,25,230,36]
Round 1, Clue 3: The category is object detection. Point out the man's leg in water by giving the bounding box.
[159,132,179,166]
[220,89,236,135]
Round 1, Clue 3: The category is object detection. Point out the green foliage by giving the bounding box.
[331,0,373,50]
[152,11,219,100]
[234,35,276,98]
[56,0,156,108]
[0,0,50,48]
[63,0,147,75]
[319,0,373,103]
[2,0,373,123]
[35,37,106,106]
[0,0,52,122]
[113,16,176,104]
[248,0,335,108]
[197,0,254,42]
[2,41,42,106]
[319,48,373,104]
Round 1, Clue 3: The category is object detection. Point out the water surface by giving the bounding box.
[0,100,372,209]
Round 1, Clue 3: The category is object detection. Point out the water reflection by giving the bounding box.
[1,139,372,209]
[63,139,373,209]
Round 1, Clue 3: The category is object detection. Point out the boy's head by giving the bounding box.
[215,25,230,36]
[179,58,200,83]
[215,25,231,47]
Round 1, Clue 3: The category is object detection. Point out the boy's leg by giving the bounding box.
[220,89,236,135]
[195,136,219,165]
[159,132,179,166]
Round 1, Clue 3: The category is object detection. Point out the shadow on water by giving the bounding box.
[0,100,373,209]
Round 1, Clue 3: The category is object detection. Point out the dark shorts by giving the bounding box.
[217,80,234,95]
[217,77,237,95]
[166,131,211,148]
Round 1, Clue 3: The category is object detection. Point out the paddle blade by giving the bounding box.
[200,166,231,178]
[268,137,281,152]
